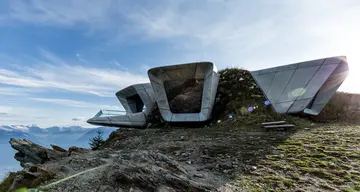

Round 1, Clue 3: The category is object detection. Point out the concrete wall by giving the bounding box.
[148,62,219,122]
[251,56,349,115]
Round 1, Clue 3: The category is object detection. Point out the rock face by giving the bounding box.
[6,148,217,192]
[9,138,67,167]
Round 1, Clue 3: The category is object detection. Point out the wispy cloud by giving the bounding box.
[6,0,115,26]
[0,86,43,96]
[72,117,86,121]
[29,98,122,110]
[0,51,149,97]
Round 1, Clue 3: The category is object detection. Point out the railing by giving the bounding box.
[93,110,127,117]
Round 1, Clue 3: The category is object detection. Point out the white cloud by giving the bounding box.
[29,97,122,110]
[0,105,98,128]
[0,51,149,97]
[72,117,86,121]
[0,86,43,96]
[7,0,115,26]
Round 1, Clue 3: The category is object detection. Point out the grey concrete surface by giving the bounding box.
[251,56,349,115]
[87,83,155,128]
[148,62,219,122]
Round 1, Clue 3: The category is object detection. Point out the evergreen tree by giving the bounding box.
[89,129,105,150]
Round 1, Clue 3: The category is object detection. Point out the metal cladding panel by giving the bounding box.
[298,64,337,100]
[323,56,344,65]
[307,63,347,115]
[297,59,324,68]
[250,71,260,78]
[255,72,275,94]
[148,62,219,122]
[251,56,349,115]
[274,101,294,113]
[278,66,320,103]
[275,64,298,72]
[258,67,277,74]
[266,69,295,104]
[287,98,313,113]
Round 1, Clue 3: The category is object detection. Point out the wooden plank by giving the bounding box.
[263,124,295,129]
[261,121,286,126]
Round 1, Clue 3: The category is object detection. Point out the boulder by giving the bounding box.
[68,146,90,156]
[9,138,67,167]
[50,144,67,153]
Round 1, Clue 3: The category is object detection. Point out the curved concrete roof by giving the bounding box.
[148,62,219,122]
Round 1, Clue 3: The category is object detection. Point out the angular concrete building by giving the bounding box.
[250,56,349,115]
[148,62,220,122]
[87,83,156,128]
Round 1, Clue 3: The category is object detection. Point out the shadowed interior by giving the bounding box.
[126,94,145,113]
[164,78,204,113]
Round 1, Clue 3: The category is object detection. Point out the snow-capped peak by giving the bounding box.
[0,125,30,132]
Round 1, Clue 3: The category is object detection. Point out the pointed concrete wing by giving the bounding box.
[250,56,349,115]
[87,83,155,128]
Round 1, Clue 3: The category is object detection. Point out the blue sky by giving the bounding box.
[0,0,359,127]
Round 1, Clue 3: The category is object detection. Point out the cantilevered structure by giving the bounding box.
[87,83,156,128]
[87,56,349,128]
[250,56,349,115]
[148,62,219,122]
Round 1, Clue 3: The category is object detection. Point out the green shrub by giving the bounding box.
[89,129,105,150]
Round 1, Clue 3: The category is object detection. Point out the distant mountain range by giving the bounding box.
[0,125,117,180]
[0,125,117,148]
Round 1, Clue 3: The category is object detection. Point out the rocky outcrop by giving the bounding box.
[50,144,67,153]
[8,164,55,192]
[9,138,67,167]
[67,146,90,156]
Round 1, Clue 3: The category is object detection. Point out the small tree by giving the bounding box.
[89,129,105,150]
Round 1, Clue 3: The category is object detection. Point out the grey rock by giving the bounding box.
[194,173,204,178]
[10,138,67,167]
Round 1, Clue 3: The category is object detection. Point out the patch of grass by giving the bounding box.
[321,183,336,190]
[300,167,337,180]
[343,186,360,192]
[289,172,301,181]
[234,176,264,192]
[263,175,294,187]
